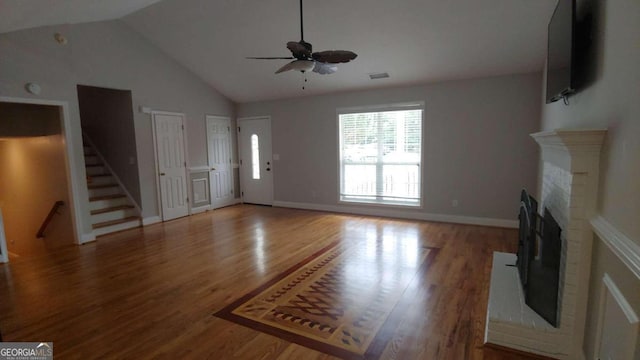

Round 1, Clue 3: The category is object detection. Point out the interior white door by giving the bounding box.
[238,117,273,205]
[207,115,234,209]
[153,112,189,221]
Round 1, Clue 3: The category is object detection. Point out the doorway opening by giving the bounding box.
[0,99,81,259]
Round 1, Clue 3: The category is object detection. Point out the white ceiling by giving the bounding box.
[0,0,163,33]
[1,0,558,103]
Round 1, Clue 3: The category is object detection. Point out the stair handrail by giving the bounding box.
[36,201,64,238]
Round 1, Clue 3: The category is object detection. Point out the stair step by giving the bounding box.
[88,183,119,189]
[88,186,121,198]
[93,216,141,229]
[86,174,115,186]
[91,206,138,224]
[90,205,135,215]
[86,166,108,176]
[89,196,129,211]
[84,157,101,166]
[90,194,126,202]
[94,218,141,237]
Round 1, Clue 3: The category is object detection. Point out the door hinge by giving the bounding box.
[237,127,241,132]
[186,197,189,202]
[241,191,244,196]
[181,124,184,130]
[230,190,233,194]
[240,159,243,165]
[184,161,187,167]
[227,126,230,132]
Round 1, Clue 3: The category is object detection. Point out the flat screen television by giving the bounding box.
[546,0,577,103]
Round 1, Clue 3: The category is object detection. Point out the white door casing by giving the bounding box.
[238,117,273,205]
[206,115,234,209]
[153,112,189,221]
[0,208,8,263]
[0,96,85,244]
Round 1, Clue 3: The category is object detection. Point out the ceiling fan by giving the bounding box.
[247,0,357,75]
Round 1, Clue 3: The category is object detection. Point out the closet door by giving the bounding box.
[207,116,234,208]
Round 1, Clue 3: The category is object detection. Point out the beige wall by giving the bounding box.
[540,0,640,357]
[0,136,74,257]
[238,72,542,222]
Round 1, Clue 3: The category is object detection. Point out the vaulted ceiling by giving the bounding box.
[1,0,558,103]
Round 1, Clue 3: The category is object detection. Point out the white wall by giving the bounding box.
[238,72,541,223]
[0,20,235,235]
[539,0,640,357]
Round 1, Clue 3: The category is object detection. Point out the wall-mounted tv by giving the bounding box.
[546,0,577,104]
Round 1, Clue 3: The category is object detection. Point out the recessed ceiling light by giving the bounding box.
[369,72,389,80]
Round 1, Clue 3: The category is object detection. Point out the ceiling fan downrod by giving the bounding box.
[299,0,304,41]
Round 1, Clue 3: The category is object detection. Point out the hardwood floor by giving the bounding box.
[0,205,539,359]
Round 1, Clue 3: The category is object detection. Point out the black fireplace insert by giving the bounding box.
[516,189,562,327]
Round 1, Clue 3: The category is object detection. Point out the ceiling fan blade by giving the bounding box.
[275,60,315,74]
[246,57,295,60]
[312,62,338,75]
[287,41,312,59]
[312,50,357,64]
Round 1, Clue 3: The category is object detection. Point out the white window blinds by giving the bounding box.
[339,107,422,206]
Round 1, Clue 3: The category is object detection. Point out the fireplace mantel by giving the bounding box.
[531,129,607,173]
[485,128,607,359]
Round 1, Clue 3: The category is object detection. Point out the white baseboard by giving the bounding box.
[591,215,640,280]
[191,205,210,214]
[272,201,518,228]
[142,216,162,226]
[80,232,96,244]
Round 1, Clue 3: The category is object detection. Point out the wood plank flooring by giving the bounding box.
[0,205,539,359]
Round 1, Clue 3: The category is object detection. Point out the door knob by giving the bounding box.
[160,172,166,176]
[266,167,271,171]
[211,168,216,171]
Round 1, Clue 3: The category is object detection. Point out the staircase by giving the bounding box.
[83,142,141,237]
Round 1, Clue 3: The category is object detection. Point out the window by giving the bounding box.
[251,134,260,179]
[339,105,423,206]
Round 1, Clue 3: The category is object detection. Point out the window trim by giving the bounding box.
[336,101,425,208]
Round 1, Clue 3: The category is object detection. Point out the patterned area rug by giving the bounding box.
[216,240,438,359]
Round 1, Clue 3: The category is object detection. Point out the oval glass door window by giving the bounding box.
[251,134,260,179]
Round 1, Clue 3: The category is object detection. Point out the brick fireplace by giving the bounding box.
[485,128,607,359]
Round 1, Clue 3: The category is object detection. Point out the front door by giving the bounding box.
[153,112,189,221]
[238,117,273,205]
[206,115,234,209]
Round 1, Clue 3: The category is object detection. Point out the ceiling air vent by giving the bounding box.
[368,72,389,80]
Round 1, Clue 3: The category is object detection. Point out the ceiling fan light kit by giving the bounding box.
[275,59,315,74]
[247,0,357,77]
